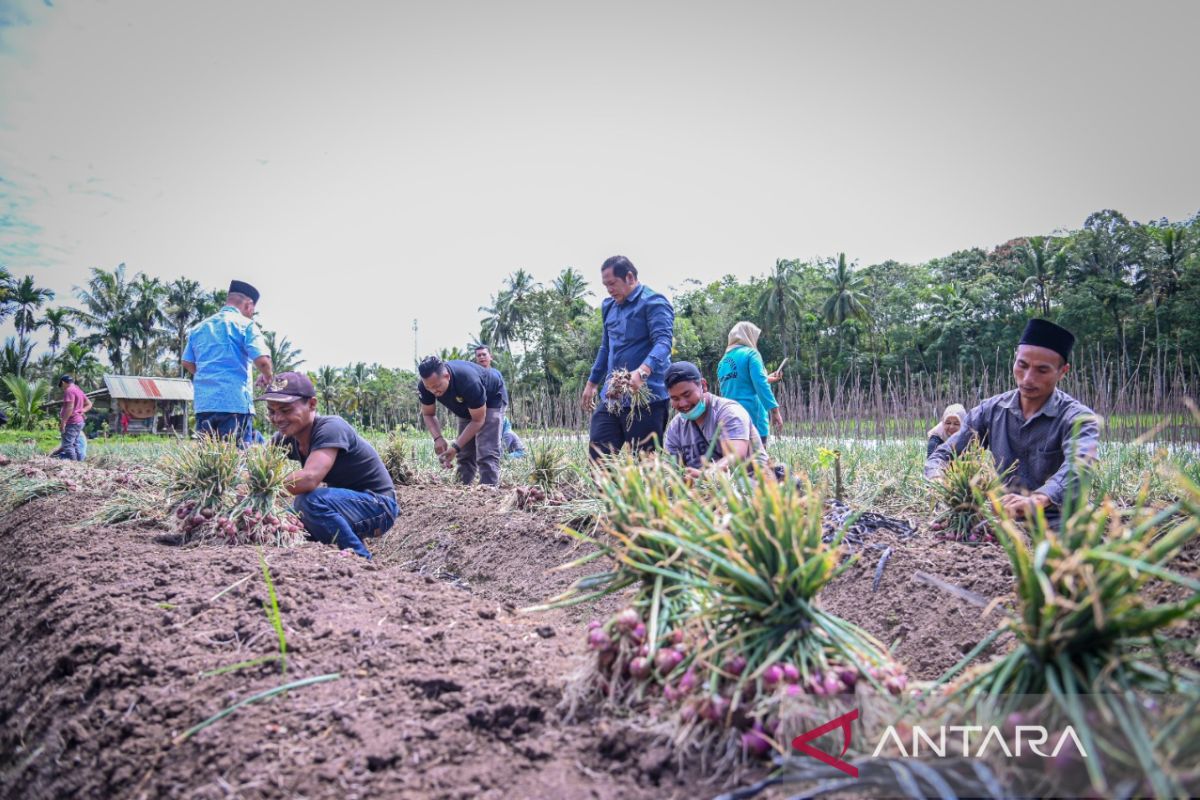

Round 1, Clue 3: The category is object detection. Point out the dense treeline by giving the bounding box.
[1,208,1197,433]
[477,209,1200,396]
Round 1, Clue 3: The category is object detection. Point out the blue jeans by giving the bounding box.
[293,488,399,559]
[55,423,84,460]
[196,412,255,447]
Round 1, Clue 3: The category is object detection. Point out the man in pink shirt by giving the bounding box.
[56,375,89,461]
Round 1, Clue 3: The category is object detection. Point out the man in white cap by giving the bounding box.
[182,280,273,445]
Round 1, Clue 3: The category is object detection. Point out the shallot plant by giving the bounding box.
[929,437,1013,542]
[603,368,654,430]
[164,434,242,540]
[933,466,1200,797]
[524,457,702,711]
[646,471,905,769]
[231,444,306,547]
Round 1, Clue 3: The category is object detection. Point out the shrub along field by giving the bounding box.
[0,430,1197,798]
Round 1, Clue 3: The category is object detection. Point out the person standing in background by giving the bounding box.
[182,280,273,445]
[716,321,784,444]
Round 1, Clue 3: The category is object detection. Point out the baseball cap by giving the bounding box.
[259,372,316,402]
[664,361,704,388]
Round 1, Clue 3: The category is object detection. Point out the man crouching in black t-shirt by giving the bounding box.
[260,372,398,559]
[417,355,507,486]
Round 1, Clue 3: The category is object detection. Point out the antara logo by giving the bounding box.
[791,709,859,777]
[792,709,1089,778]
[871,723,1089,760]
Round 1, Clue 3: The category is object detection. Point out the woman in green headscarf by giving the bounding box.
[716,321,784,444]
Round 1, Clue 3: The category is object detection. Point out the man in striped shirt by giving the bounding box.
[925,319,1100,526]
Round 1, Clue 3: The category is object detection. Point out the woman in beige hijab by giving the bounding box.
[926,403,966,457]
[716,321,784,443]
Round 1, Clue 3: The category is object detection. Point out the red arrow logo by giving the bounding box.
[791,708,859,778]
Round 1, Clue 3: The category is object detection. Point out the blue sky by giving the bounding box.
[1,0,1197,369]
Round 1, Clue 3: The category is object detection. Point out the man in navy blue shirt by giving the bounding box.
[580,255,675,461]
[417,356,507,485]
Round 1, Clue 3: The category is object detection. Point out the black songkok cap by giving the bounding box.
[1019,318,1075,364]
[228,280,260,303]
[664,361,704,388]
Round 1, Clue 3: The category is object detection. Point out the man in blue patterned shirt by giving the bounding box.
[183,280,274,445]
[925,318,1100,526]
[581,255,675,462]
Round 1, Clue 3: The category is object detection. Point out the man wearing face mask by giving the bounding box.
[663,361,769,479]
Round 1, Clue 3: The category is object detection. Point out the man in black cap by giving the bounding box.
[182,280,273,446]
[925,318,1100,525]
[261,371,398,559]
[663,361,769,479]
[417,355,507,485]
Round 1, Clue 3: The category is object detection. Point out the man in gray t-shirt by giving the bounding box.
[663,361,769,478]
[261,371,398,559]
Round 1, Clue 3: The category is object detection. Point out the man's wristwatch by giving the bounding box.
[637,365,651,379]
[449,440,460,453]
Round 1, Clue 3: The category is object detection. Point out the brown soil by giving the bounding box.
[0,458,1192,799]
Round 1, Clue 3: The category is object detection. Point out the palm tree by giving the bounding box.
[1018,236,1057,316]
[163,278,208,375]
[73,264,135,372]
[820,253,872,364]
[1,337,33,380]
[126,274,165,374]
[57,342,103,386]
[0,266,17,325]
[479,291,519,351]
[820,253,872,327]
[552,267,592,319]
[503,269,540,353]
[315,365,341,413]
[263,330,305,373]
[41,307,76,357]
[0,374,50,430]
[755,259,806,357]
[12,275,55,353]
[1143,225,1191,342]
[344,362,373,425]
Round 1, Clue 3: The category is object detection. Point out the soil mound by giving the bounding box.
[0,473,699,800]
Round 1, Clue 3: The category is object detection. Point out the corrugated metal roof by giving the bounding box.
[102,375,194,401]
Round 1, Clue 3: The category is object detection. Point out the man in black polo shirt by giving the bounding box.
[417,356,507,486]
[261,372,398,559]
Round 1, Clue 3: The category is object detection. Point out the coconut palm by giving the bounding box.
[163,278,208,375]
[1,337,33,382]
[552,267,592,319]
[0,266,14,324]
[263,330,305,373]
[314,365,341,414]
[41,307,76,357]
[1018,236,1058,316]
[11,275,55,352]
[820,253,872,365]
[820,253,872,327]
[126,275,166,374]
[73,264,136,372]
[0,374,49,430]
[57,342,103,387]
[479,291,519,352]
[755,258,805,357]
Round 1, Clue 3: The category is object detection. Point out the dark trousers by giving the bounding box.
[588,399,669,462]
[196,412,255,447]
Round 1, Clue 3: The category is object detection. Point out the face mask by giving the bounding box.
[680,399,707,421]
